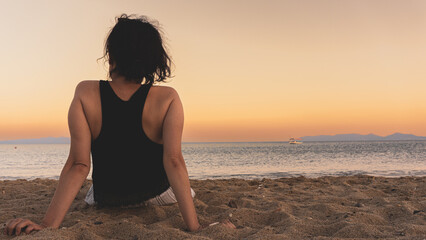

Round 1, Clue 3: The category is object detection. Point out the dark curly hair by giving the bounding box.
[101,14,172,84]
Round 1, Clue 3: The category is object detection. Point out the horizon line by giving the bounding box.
[1,132,426,143]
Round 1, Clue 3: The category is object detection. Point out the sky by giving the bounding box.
[0,0,425,142]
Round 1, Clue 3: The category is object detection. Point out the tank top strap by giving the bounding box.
[99,80,113,100]
[98,80,118,123]
[130,83,152,119]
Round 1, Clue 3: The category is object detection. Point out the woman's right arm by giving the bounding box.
[161,89,200,232]
[40,82,92,228]
[4,82,92,236]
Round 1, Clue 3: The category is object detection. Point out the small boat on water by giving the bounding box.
[289,138,303,144]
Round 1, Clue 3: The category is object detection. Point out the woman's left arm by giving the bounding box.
[4,83,92,236]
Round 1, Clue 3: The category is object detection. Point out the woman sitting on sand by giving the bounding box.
[4,14,235,236]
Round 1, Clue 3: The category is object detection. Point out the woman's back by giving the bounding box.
[76,79,176,145]
[76,79,176,206]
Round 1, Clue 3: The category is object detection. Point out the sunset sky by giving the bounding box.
[1,0,425,142]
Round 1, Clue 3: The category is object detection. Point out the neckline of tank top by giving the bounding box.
[104,80,148,103]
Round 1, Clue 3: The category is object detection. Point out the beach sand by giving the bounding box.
[1,175,425,239]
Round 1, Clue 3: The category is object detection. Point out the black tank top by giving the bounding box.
[91,80,170,207]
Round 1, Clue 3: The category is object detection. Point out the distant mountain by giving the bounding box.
[0,137,70,144]
[382,133,426,140]
[300,133,426,142]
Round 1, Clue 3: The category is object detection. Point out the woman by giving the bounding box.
[4,14,235,236]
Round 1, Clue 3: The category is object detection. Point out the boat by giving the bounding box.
[289,138,303,144]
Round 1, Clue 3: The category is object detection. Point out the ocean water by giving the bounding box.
[0,141,425,180]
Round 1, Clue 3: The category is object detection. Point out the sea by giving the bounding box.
[0,141,425,180]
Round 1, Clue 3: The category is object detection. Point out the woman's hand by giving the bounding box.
[4,218,46,236]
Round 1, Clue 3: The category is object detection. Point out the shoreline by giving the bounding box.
[2,172,426,181]
[1,175,425,239]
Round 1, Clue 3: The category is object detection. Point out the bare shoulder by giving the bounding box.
[74,80,100,98]
[150,85,180,101]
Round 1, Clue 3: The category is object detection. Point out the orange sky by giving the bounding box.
[1,0,426,142]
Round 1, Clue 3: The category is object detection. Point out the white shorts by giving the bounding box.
[84,184,196,206]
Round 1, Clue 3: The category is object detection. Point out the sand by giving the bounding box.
[1,175,425,239]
